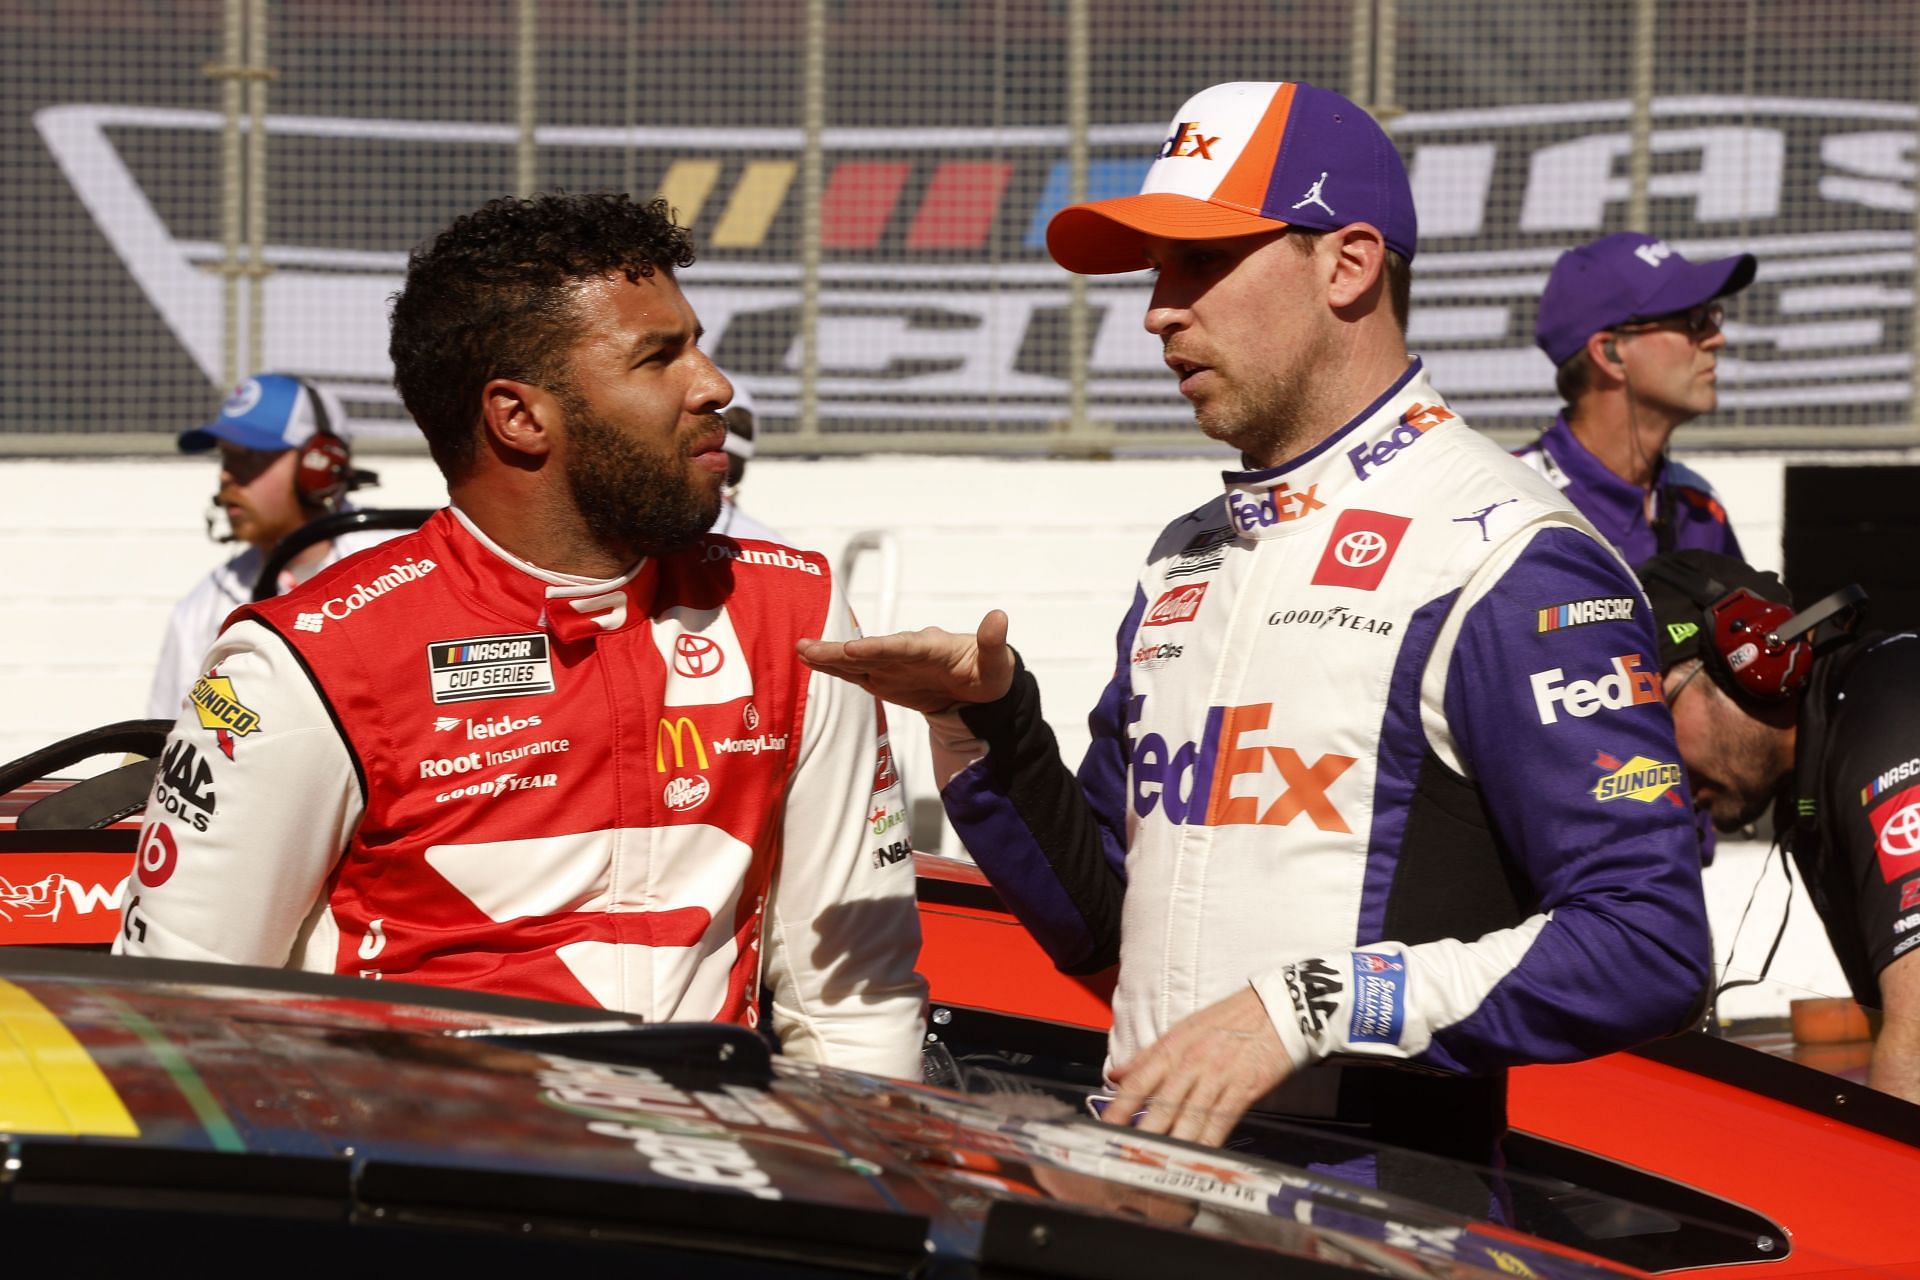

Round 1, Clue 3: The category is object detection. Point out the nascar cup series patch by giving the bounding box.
[427,633,555,704]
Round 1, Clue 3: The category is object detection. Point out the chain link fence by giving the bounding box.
[4,0,1915,454]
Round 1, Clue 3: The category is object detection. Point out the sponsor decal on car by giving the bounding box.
[1310,509,1410,591]
[1129,698,1355,832]
[1861,756,1920,805]
[294,556,437,632]
[1535,596,1636,633]
[1347,402,1455,480]
[1349,950,1406,1045]
[426,632,555,705]
[1530,653,1661,724]
[1225,481,1324,532]
[153,740,216,832]
[1590,752,1684,805]
[1142,582,1207,627]
[189,671,261,760]
[1282,956,1341,1040]
[1869,785,1920,883]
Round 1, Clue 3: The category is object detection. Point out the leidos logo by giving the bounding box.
[1159,121,1219,160]
[1348,403,1455,480]
[1129,698,1356,831]
[1530,654,1661,724]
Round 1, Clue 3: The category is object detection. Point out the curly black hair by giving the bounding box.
[388,192,696,480]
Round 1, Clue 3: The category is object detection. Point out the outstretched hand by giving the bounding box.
[1104,987,1296,1147]
[796,610,1016,714]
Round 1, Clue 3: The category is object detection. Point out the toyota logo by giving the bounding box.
[1880,802,1920,859]
[1335,530,1390,568]
[672,633,725,678]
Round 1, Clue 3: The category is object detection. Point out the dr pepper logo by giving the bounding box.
[1143,583,1207,627]
[1311,510,1412,591]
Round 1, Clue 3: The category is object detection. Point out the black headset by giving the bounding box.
[1641,559,1867,706]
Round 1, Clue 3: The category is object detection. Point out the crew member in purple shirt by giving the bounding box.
[1517,232,1755,564]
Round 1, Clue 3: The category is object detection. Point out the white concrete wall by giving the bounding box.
[0,447,1855,1015]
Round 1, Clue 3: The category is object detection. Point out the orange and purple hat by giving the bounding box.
[1045,81,1418,276]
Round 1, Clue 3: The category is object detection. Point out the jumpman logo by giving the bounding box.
[1291,172,1335,216]
[1453,498,1517,542]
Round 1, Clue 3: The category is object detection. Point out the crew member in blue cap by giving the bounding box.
[1517,232,1756,565]
[146,373,394,717]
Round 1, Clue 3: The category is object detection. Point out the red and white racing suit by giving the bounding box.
[117,508,926,1078]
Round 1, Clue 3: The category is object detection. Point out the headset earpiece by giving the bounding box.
[1602,337,1620,363]
[1701,584,1868,706]
[290,377,350,510]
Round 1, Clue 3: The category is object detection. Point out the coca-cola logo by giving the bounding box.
[1142,583,1207,628]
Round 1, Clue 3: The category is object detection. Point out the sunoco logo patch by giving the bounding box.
[427,633,555,705]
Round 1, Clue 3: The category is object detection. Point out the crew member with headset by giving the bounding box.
[146,373,397,717]
[1518,232,1755,564]
[1639,549,1920,1105]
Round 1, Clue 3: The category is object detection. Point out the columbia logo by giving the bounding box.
[295,612,325,633]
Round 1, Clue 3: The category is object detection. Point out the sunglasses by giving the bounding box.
[1615,301,1725,340]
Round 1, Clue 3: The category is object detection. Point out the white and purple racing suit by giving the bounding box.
[927,362,1712,1182]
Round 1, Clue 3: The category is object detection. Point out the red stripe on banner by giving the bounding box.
[905,160,1014,249]
[821,161,912,249]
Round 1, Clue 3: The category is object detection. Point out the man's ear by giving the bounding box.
[1586,328,1627,382]
[481,378,560,461]
[1324,222,1389,314]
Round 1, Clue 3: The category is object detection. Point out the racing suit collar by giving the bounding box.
[446,506,659,643]
[1540,413,1665,549]
[1217,359,1449,542]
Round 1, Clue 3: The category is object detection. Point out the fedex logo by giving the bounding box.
[1129,697,1355,831]
[1348,403,1455,480]
[1226,482,1324,532]
[1530,654,1661,724]
[1159,122,1219,160]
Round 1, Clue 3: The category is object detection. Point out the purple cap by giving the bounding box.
[1535,233,1757,366]
[1046,82,1417,274]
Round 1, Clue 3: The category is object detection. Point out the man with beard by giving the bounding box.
[1639,549,1920,1104]
[800,82,1709,1195]
[117,193,925,1078]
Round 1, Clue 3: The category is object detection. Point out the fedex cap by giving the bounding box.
[178,373,349,454]
[1535,233,1756,366]
[1045,81,1418,275]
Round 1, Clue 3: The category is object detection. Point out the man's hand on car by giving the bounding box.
[1105,987,1296,1147]
[797,610,1016,714]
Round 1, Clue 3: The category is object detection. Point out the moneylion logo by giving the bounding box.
[656,717,709,773]
[1591,752,1684,804]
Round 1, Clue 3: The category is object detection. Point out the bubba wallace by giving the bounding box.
[117,194,925,1078]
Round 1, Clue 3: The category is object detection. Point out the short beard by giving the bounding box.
[1190,320,1338,467]
[560,394,721,563]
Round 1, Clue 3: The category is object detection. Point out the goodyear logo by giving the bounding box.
[656,717,709,773]
[189,675,261,738]
[1592,754,1683,804]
